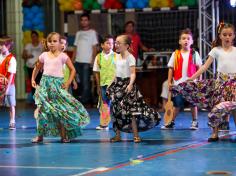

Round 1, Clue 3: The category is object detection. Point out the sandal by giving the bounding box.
[110,135,121,143]
[208,136,219,142]
[31,136,43,143]
[133,136,141,143]
[61,138,71,143]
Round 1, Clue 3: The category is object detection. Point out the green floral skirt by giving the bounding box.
[34,75,90,139]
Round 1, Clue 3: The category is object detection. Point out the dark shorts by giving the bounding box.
[172,95,194,109]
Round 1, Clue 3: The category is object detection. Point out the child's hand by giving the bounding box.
[125,84,133,93]
[168,82,173,91]
[62,82,70,90]
[32,80,37,88]
[72,80,78,90]
[97,86,101,96]
[4,87,9,95]
[187,78,194,82]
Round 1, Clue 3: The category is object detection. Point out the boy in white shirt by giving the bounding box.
[162,28,202,130]
[0,37,17,130]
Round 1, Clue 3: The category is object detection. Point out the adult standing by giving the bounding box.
[124,21,155,59]
[72,13,98,106]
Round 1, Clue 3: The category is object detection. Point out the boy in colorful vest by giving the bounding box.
[93,35,117,130]
[0,37,17,130]
[162,28,202,130]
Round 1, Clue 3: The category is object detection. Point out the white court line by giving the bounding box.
[70,167,109,176]
[0,165,93,170]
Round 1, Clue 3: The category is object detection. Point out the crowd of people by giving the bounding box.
[0,12,236,143]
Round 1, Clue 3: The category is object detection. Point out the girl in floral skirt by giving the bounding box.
[31,32,90,143]
[106,34,160,143]
[172,23,236,142]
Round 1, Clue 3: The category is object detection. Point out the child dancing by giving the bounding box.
[106,34,160,143]
[172,23,236,141]
[31,32,90,143]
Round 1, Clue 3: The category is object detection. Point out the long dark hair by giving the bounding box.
[212,22,235,48]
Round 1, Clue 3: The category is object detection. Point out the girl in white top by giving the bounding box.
[106,34,160,143]
[172,23,236,142]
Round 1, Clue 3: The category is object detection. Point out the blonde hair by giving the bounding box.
[117,34,133,53]
[45,32,61,52]
[46,32,61,43]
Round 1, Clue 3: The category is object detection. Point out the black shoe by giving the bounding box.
[161,121,175,129]
[208,137,219,142]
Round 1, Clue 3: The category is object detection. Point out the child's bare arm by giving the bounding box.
[167,68,173,90]
[32,61,43,88]
[189,56,213,81]
[63,57,76,89]
[94,72,101,95]
[5,73,14,95]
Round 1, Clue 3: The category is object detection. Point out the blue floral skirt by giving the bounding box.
[34,75,90,139]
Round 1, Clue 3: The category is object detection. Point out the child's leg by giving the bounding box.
[207,102,232,142]
[172,107,180,121]
[110,127,121,142]
[9,106,16,130]
[32,108,44,143]
[9,106,15,124]
[219,114,230,131]
[60,125,70,143]
[191,106,198,121]
[57,122,70,143]
[97,86,110,130]
[160,98,167,112]
[132,116,141,143]
[190,106,198,130]
[208,126,219,142]
[172,95,184,121]
[7,86,16,129]
[31,136,43,143]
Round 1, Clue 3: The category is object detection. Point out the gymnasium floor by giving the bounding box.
[0,101,236,176]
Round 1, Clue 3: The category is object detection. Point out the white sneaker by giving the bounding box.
[96,126,109,130]
[9,123,16,130]
[190,121,198,130]
[103,126,109,130]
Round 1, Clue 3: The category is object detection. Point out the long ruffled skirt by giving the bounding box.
[34,75,90,139]
[106,77,161,133]
[172,73,236,127]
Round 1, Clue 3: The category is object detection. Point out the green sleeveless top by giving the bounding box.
[97,52,116,86]
[63,65,70,82]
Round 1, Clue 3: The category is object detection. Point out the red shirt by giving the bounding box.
[129,33,141,59]
[0,54,15,85]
